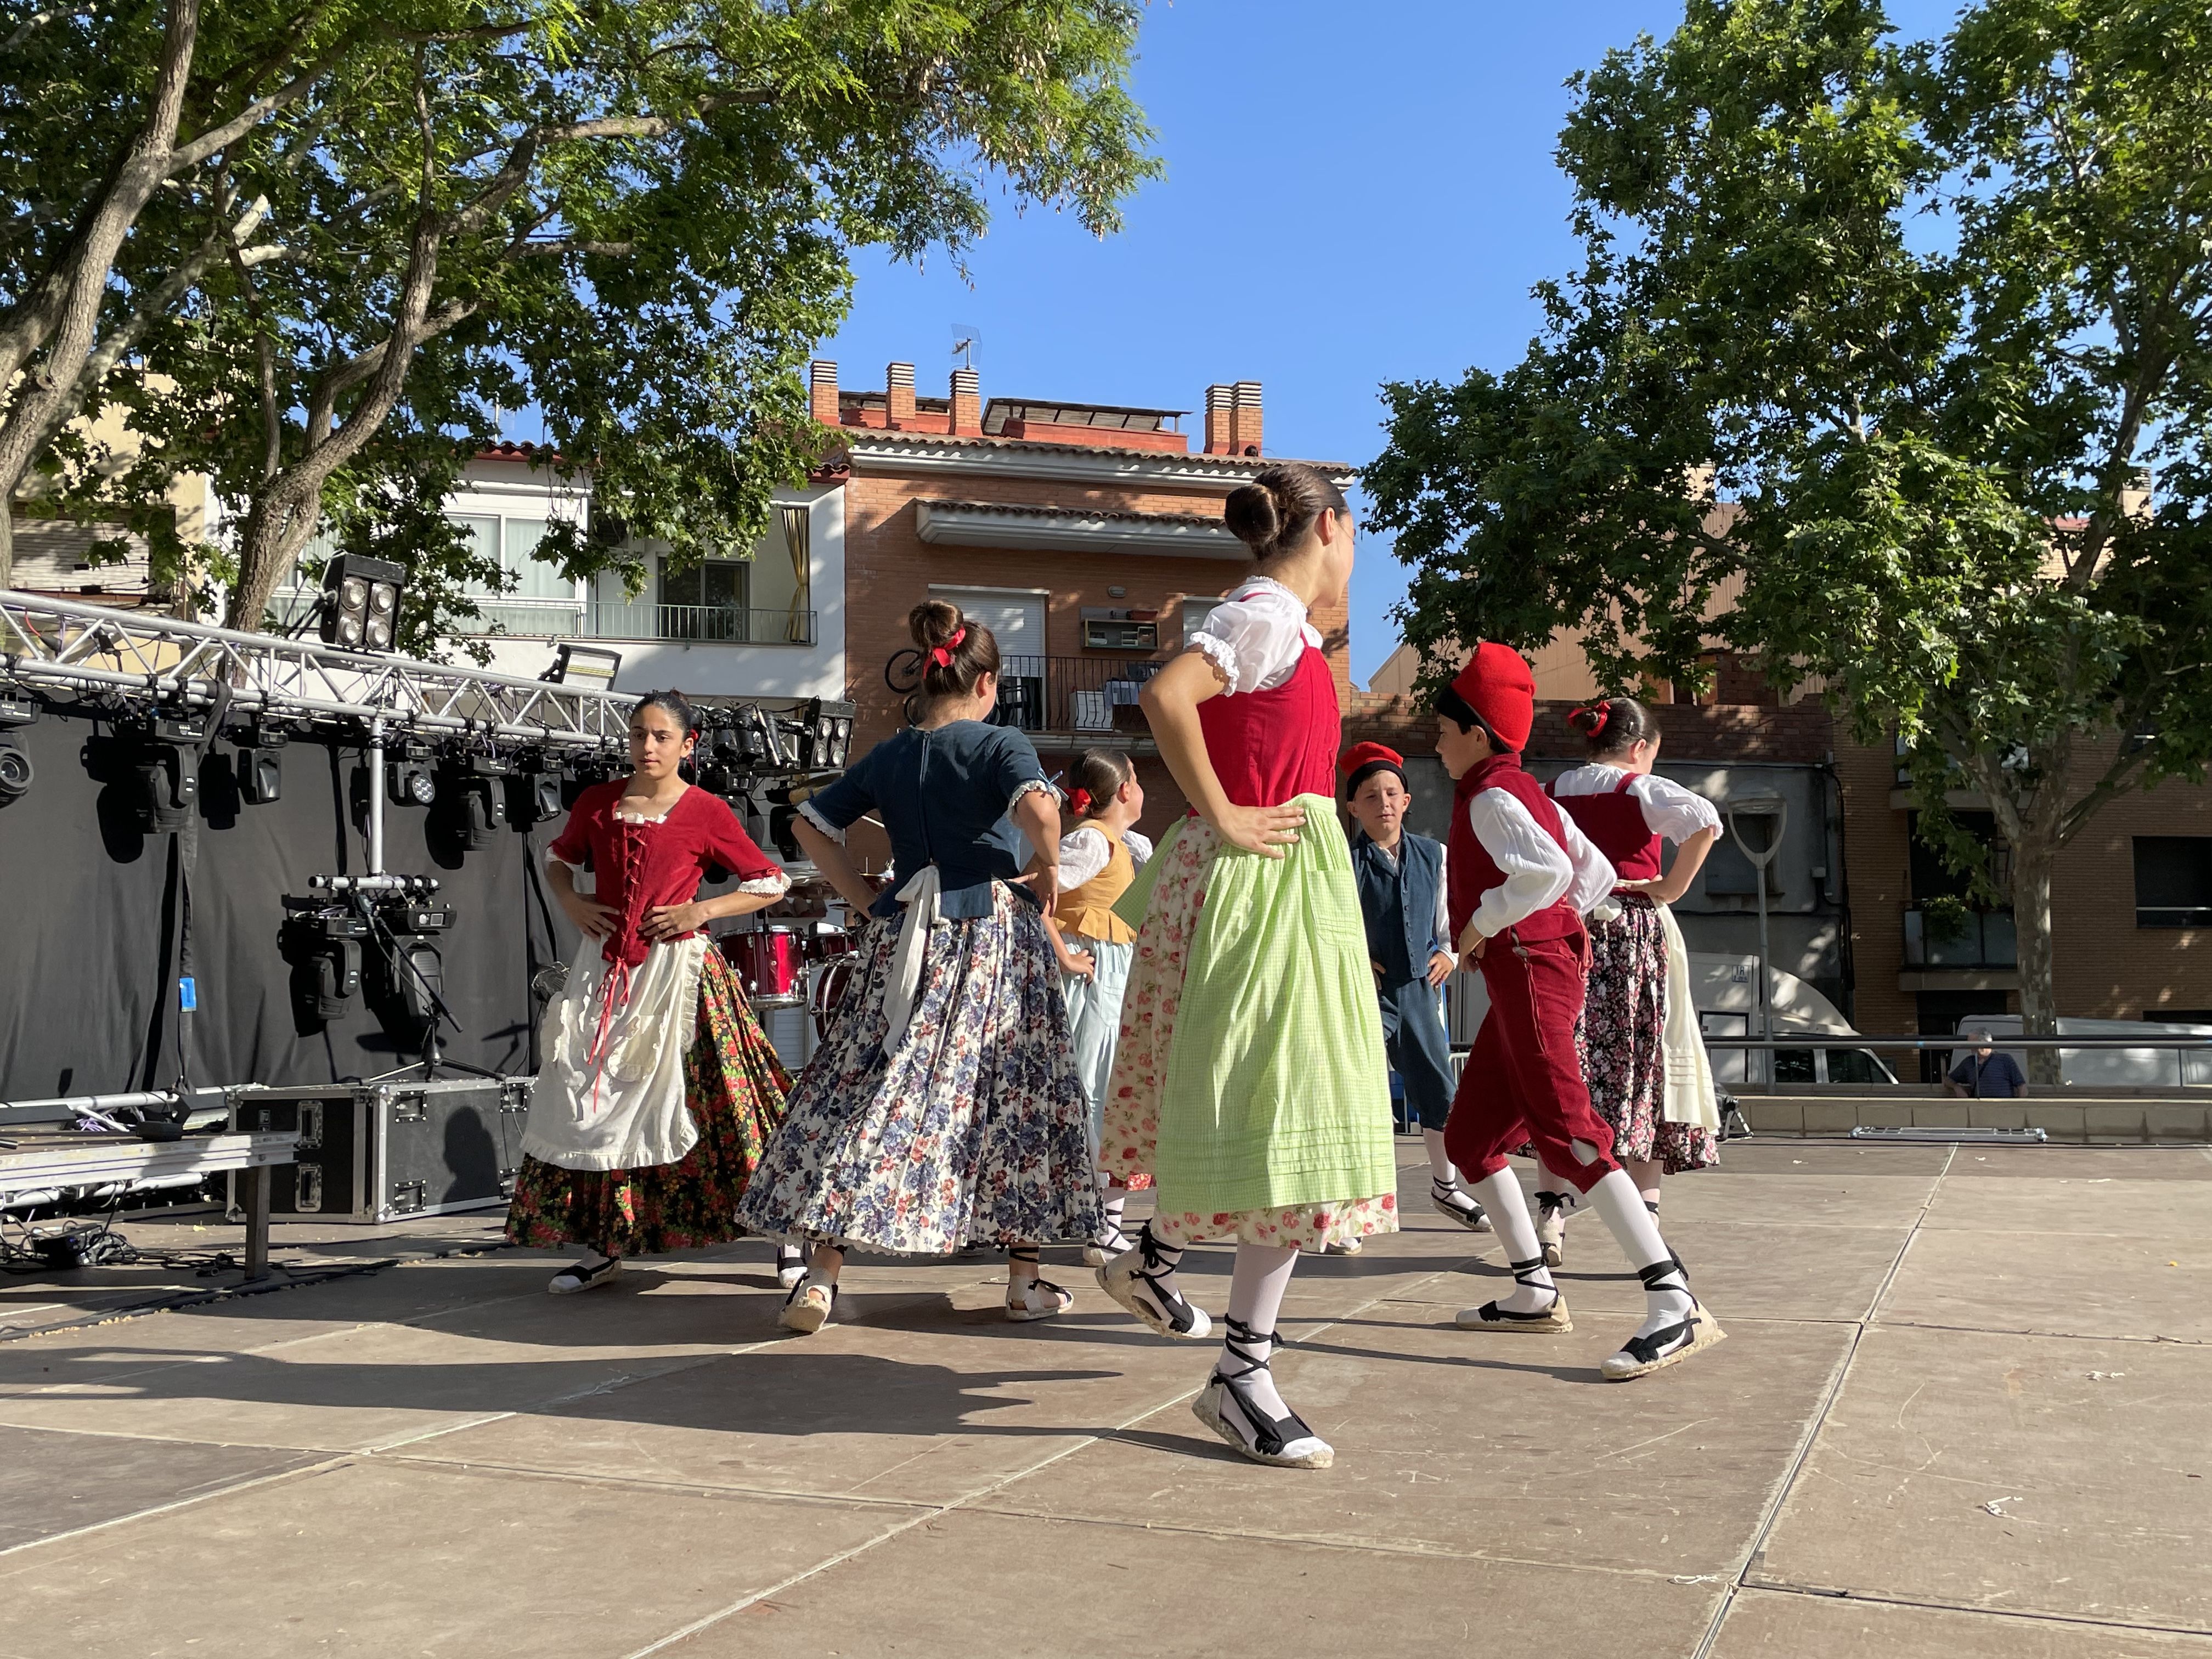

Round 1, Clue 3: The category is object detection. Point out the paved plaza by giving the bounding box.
[2,1137,2208,1658]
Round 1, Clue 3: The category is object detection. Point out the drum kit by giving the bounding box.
[719,897,860,1044]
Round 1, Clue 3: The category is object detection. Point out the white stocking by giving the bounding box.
[1094,1172,1126,1246]
[1422,1128,1458,1188]
[1221,1243,1300,1419]
[1585,1168,1695,1338]
[1466,1169,1556,1313]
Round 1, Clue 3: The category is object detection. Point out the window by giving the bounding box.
[1825,1048,1886,1086]
[1773,1048,1816,1084]
[660,557,747,611]
[1181,596,1222,641]
[1701,836,1781,896]
[457,514,577,606]
[1084,617,1158,651]
[2134,837,2212,928]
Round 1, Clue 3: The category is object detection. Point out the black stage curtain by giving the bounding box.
[0,694,605,1100]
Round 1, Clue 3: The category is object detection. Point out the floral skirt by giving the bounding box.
[505,947,791,1256]
[735,883,1101,1254]
[1578,898,1719,1176]
[1099,806,1398,1250]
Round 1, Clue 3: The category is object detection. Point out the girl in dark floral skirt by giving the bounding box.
[735,601,1099,1333]
[507,689,797,1293]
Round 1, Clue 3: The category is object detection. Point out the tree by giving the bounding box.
[1364,0,2212,1064]
[30,1,1156,644]
[0,0,516,592]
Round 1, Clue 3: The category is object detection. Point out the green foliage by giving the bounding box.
[1365,0,2212,1022]
[15,1,1157,641]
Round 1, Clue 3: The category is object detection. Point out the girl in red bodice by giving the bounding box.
[506,690,795,1295]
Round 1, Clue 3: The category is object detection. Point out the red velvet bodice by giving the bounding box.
[1196,645,1341,808]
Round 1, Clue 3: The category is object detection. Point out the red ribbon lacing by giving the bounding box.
[581,819,651,1113]
[929,625,967,668]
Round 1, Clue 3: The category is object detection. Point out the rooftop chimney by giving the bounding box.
[809,359,839,426]
[1230,381,1262,456]
[950,366,980,436]
[887,360,916,426]
[1203,383,1234,455]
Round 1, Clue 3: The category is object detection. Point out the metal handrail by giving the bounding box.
[1700,1035,2212,1049]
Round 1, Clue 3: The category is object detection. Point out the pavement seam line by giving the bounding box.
[0,1452,356,1560]
[1734,1579,2212,1641]
[1686,1142,1959,1659]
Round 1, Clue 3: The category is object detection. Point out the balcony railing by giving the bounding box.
[583,602,816,646]
[1903,905,2018,968]
[266,592,816,647]
[991,654,1164,735]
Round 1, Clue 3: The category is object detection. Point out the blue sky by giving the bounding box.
[817,0,1962,685]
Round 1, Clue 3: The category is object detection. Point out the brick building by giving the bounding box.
[807,358,1356,861]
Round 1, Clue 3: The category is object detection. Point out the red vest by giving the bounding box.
[1447,754,1583,944]
[1197,644,1340,807]
[1549,770,1662,882]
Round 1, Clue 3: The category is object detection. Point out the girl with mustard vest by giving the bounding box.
[1045,749,1154,1266]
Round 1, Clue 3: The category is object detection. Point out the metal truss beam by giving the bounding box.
[0,590,634,751]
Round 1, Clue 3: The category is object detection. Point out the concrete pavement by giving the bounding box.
[2,1138,2208,1658]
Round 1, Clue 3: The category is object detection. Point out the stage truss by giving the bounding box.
[0,589,634,751]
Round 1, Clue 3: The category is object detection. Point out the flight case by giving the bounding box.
[226,1076,532,1223]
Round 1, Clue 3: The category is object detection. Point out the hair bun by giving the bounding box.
[1223,481,1283,552]
[908,598,965,651]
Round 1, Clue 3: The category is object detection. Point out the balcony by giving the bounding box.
[579,601,816,646]
[991,655,1163,736]
[1903,904,2017,968]
[270,591,817,647]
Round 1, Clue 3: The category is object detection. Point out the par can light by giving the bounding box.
[319,554,406,653]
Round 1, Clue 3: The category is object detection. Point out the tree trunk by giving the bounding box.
[225,482,318,633]
[0,0,202,587]
[2011,828,2062,1086]
[0,504,13,593]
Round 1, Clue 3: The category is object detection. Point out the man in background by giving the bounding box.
[1946,1032,2029,1098]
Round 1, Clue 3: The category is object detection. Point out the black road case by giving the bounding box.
[227,1077,532,1223]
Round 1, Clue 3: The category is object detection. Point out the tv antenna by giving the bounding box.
[950,325,981,371]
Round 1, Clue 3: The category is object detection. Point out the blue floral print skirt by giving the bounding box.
[735,881,1101,1254]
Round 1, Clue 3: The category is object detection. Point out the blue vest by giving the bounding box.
[1352,831,1444,988]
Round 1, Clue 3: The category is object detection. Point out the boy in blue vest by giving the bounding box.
[1341,742,1490,1233]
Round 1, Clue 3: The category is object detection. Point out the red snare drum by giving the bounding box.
[722,929,803,1001]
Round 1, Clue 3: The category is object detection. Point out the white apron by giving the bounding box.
[1657,902,1722,1131]
[522,932,710,1171]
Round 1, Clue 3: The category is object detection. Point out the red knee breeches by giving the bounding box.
[1443,926,1620,1195]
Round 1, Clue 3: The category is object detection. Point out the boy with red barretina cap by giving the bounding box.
[1341,741,1490,1235]
[1433,644,1725,1381]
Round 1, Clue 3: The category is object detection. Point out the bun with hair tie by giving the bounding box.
[929,625,968,668]
[1570,703,1612,737]
[1068,786,1092,816]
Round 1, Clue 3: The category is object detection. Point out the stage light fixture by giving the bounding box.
[282,902,369,1023]
[503,750,566,828]
[436,750,510,850]
[318,554,406,652]
[126,715,205,832]
[540,642,623,690]
[386,738,437,808]
[800,698,856,771]
[0,740,31,807]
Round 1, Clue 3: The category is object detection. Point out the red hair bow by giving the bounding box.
[930,625,967,668]
[1068,787,1093,815]
[1571,703,1611,736]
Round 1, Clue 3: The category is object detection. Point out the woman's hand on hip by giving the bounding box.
[1213,800,1306,859]
[558,891,618,939]
[1426,950,1458,989]
[640,900,708,941]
